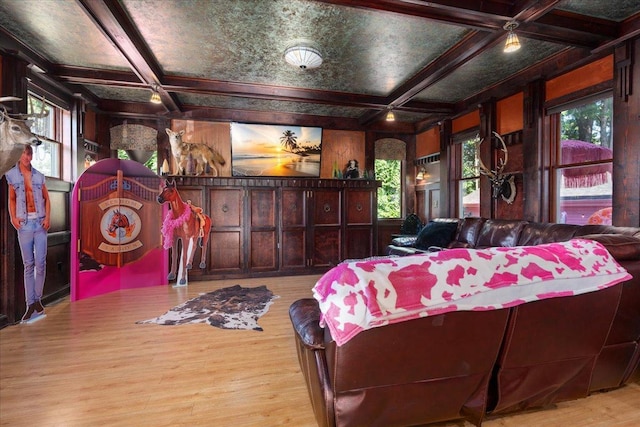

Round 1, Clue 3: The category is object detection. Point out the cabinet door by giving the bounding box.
[344,189,374,260]
[310,189,342,267]
[208,187,243,272]
[281,188,307,270]
[248,188,277,271]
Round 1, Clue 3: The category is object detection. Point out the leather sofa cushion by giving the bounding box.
[577,234,640,260]
[517,222,579,246]
[450,217,484,248]
[476,219,527,248]
[414,221,458,250]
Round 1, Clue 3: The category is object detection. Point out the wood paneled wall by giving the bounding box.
[320,130,366,178]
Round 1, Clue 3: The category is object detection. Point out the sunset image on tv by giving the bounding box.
[231,123,322,177]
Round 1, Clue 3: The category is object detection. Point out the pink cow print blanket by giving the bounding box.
[313,239,631,346]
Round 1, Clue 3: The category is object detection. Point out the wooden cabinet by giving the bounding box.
[281,188,308,271]
[310,189,342,268]
[172,177,379,279]
[208,187,244,273]
[344,189,375,261]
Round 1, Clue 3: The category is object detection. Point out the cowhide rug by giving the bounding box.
[137,285,278,331]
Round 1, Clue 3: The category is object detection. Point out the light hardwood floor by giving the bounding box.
[1,275,639,427]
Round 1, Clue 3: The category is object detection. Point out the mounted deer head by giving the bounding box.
[477,131,516,204]
[0,96,47,177]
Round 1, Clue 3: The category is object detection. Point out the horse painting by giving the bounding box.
[107,210,135,238]
[157,179,212,286]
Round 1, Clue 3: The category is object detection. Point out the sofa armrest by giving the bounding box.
[577,234,640,261]
[390,235,418,247]
[289,299,326,350]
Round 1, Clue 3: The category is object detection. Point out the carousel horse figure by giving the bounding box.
[157,179,212,286]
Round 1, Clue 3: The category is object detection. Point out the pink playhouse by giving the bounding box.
[71,159,168,301]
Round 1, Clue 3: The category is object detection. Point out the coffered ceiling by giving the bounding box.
[0,0,638,130]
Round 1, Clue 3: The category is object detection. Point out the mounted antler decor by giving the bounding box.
[477,131,516,204]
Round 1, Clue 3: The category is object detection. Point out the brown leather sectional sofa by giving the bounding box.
[289,218,640,427]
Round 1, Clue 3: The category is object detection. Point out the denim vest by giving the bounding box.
[5,163,47,220]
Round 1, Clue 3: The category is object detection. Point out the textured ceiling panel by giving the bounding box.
[0,0,128,70]
[121,0,469,96]
[177,92,369,118]
[415,38,566,103]
[556,0,640,22]
[83,84,152,103]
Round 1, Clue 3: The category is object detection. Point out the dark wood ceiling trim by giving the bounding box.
[455,47,609,111]
[359,30,502,125]
[54,65,144,87]
[317,0,616,45]
[95,99,168,118]
[316,0,509,30]
[511,0,562,22]
[592,13,640,54]
[0,28,53,74]
[174,105,367,130]
[54,66,454,114]
[75,0,181,112]
[389,31,502,106]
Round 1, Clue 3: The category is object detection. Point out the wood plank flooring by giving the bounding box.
[1,275,639,427]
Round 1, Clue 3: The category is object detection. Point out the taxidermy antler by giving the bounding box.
[477,131,516,204]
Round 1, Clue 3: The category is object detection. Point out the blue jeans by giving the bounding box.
[17,218,47,306]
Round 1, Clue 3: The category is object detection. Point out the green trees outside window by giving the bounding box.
[375,159,401,218]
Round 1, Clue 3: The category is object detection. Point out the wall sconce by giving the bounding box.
[386,107,396,121]
[416,167,427,181]
[503,21,521,53]
[150,84,162,104]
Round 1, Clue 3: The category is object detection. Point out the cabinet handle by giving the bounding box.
[356,203,363,212]
[221,204,229,213]
[323,203,331,212]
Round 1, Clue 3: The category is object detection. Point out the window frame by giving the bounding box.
[26,93,69,180]
[451,129,481,218]
[548,92,613,225]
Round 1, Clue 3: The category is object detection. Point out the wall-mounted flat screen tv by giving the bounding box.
[231,122,322,177]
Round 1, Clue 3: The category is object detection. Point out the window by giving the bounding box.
[554,96,613,225]
[27,94,68,179]
[375,159,401,218]
[375,138,405,219]
[457,134,480,217]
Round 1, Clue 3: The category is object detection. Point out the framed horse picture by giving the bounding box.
[230,122,322,177]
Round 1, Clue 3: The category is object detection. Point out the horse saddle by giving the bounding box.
[187,200,207,237]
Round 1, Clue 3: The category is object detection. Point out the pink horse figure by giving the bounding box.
[157,179,212,286]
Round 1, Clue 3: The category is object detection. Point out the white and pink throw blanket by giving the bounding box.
[313,239,631,346]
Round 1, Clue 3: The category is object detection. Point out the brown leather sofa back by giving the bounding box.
[475,219,528,248]
[447,217,484,248]
[489,284,623,414]
[291,299,511,427]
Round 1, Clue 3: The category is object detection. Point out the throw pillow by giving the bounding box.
[414,221,458,250]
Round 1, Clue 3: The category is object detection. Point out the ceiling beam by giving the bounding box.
[54,64,454,114]
[360,30,503,125]
[316,0,614,48]
[75,0,181,112]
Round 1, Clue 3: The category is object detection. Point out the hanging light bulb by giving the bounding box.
[150,84,162,104]
[386,107,395,121]
[503,21,521,53]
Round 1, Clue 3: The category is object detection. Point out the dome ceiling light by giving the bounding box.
[284,45,323,69]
